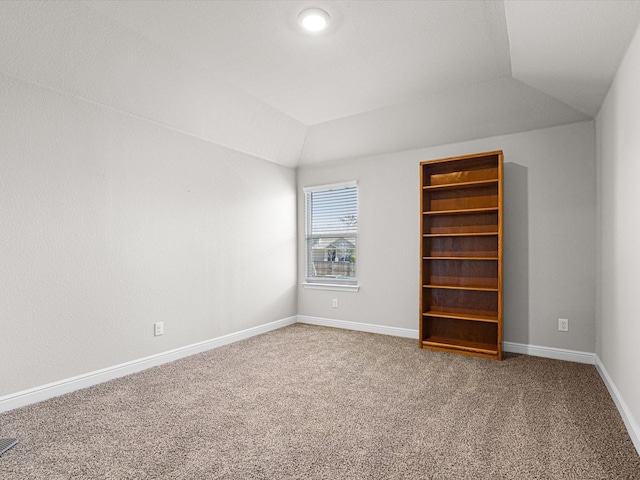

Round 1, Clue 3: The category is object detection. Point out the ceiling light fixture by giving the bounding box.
[298,8,330,33]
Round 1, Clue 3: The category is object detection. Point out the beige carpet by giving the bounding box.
[1,324,639,479]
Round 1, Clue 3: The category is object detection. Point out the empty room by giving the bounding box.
[1,0,640,478]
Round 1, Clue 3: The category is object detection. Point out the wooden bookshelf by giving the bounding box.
[419,151,503,360]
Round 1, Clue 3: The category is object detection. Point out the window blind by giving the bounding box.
[304,182,358,283]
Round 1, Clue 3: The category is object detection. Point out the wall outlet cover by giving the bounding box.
[558,318,569,332]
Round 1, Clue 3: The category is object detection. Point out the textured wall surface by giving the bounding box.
[0,1,307,168]
[298,121,597,353]
[596,23,640,443]
[299,78,589,165]
[0,74,297,397]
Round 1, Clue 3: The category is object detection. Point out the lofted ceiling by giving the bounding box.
[1,1,640,167]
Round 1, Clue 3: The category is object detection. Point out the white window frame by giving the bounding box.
[302,181,360,292]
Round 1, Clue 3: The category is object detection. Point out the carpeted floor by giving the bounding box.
[1,324,639,479]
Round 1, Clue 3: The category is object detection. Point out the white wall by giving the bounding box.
[300,78,588,165]
[0,1,306,168]
[596,24,640,440]
[298,121,596,353]
[0,73,297,397]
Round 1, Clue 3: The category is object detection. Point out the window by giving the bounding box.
[304,182,358,288]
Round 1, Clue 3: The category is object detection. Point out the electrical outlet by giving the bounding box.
[332,298,338,308]
[558,318,568,332]
[154,322,164,336]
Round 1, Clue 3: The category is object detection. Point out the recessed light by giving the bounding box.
[298,8,330,33]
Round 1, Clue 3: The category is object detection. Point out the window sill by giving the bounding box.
[301,283,360,292]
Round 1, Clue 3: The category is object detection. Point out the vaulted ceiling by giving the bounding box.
[1,1,640,167]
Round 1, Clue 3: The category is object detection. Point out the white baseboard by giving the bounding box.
[0,316,297,414]
[3,315,638,457]
[297,315,419,339]
[296,318,598,367]
[503,341,596,364]
[594,355,640,454]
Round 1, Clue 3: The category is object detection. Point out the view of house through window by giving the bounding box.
[304,182,358,284]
